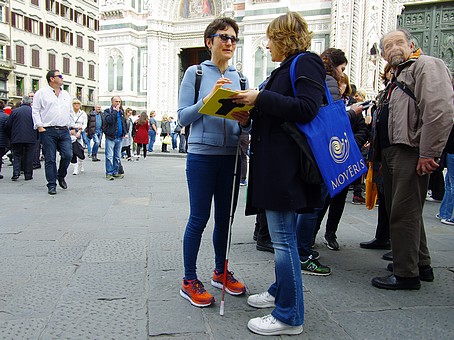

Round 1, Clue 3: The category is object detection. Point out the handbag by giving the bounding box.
[163,135,172,145]
[365,162,378,209]
[290,53,367,197]
[71,141,85,163]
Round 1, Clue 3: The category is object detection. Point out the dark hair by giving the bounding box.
[0,100,4,110]
[320,48,348,82]
[380,63,392,86]
[46,70,60,83]
[204,17,239,54]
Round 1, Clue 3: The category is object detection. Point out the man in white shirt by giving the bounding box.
[32,70,74,195]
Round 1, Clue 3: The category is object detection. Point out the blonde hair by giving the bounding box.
[266,12,313,57]
[355,88,367,100]
[72,99,81,105]
[162,114,169,121]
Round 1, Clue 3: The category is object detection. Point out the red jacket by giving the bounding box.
[133,121,149,144]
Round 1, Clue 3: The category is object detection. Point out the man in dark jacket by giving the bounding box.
[5,95,38,181]
[103,96,126,180]
[86,106,101,161]
[0,100,9,179]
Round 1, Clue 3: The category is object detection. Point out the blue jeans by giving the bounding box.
[148,130,156,152]
[296,184,328,261]
[105,137,122,175]
[439,153,454,220]
[171,132,178,149]
[91,132,102,157]
[183,153,240,280]
[81,131,91,156]
[39,127,72,188]
[266,210,304,326]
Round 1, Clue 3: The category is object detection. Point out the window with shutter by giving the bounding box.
[32,49,39,67]
[16,45,24,64]
[63,57,70,74]
[48,53,56,70]
[89,64,94,80]
[77,61,83,77]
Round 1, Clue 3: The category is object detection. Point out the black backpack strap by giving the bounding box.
[237,71,247,91]
[194,65,203,103]
[393,79,416,101]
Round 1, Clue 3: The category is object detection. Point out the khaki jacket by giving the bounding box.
[389,53,453,158]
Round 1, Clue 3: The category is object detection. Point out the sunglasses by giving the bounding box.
[210,34,240,44]
[53,75,63,79]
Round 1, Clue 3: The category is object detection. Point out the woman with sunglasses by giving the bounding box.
[231,12,326,335]
[178,17,250,308]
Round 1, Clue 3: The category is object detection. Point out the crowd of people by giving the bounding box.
[0,11,453,338]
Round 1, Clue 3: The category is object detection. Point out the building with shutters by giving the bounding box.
[0,0,99,110]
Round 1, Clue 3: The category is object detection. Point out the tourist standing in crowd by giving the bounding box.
[147,110,157,152]
[103,96,127,180]
[71,99,87,175]
[178,17,249,308]
[121,108,133,161]
[371,29,453,290]
[5,95,37,181]
[170,116,179,150]
[438,127,454,225]
[0,100,8,179]
[232,12,326,336]
[88,105,102,162]
[133,111,150,160]
[160,114,171,153]
[32,70,74,195]
[311,48,368,251]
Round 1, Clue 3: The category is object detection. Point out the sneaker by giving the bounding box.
[211,270,246,296]
[441,218,454,226]
[113,174,124,179]
[247,291,275,308]
[352,195,366,205]
[324,234,339,250]
[180,279,215,307]
[426,196,442,202]
[435,213,442,220]
[106,174,114,180]
[248,314,303,336]
[311,250,320,260]
[300,256,331,276]
[240,179,247,186]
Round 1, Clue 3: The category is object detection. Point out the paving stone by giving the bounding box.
[61,262,146,300]
[39,246,85,264]
[42,298,147,339]
[0,240,54,257]
[56,231,93,247]
[0,256,43,278]
[81,239,147,263]
[148,298,206,336]
[12,229,67,241]
[30,264,77,282]
[0,281,66,320]
[0,318,47,339]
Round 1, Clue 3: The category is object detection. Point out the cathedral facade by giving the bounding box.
[98,0,453,118]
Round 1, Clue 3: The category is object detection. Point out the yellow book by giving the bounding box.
[199,88,254,120]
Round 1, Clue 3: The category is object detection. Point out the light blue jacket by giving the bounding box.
[178,60,250,155]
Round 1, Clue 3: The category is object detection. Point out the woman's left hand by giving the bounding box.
[231,111,250,126]
[231,89,260,106]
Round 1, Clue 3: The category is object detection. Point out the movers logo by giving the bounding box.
[329,132,366,190]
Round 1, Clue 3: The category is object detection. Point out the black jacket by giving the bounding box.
[4,104,38,144]
[103,107,127,140]
[0,110,9,148]
[246,52,326,214]
[86,110,97,137]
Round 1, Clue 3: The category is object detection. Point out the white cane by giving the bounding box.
[220,140,241,316]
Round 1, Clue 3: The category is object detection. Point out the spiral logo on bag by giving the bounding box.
[329,132,350,164]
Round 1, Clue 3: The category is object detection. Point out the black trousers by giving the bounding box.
[428,169,445,200]
[12,143,34,178]
[374,191,390,242]
[254,212,270,242]
[315,186,349,237]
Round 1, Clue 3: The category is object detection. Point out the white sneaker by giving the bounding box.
[441,218,454,226]
[247,314,303,336]
[247,291,275,308]
[72,164,80,175]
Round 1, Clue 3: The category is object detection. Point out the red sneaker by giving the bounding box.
[180,279,215,307]
[211,270,246,296]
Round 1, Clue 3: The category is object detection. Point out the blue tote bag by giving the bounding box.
[290,53,367,197]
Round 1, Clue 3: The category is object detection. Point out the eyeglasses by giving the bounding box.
[210,34,240,44]
[53,75,63,79]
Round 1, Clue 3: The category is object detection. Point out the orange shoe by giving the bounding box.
[180,279,215,307]
[211,270,246,296]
